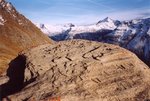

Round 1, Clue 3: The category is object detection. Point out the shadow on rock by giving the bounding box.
[0,55,26,99]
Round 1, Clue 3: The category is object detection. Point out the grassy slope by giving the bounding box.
[0,6,52,74]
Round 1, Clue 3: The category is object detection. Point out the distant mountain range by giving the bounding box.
[36,17,150,66]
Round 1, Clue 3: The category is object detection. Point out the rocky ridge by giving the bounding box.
[0,0,52,74]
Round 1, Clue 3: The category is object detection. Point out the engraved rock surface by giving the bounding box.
[1,40,150,101]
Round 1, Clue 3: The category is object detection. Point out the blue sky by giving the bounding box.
[8,0,150,25]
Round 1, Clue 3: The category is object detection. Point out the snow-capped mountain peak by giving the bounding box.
[36,17,150,66]
[96,17,117,30]
[63,23,75,27]
[97,17,114,23]
[35,23,72,36]
[36,17,118,38]
[39,23,45,29]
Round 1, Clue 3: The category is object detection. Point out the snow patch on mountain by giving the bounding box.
[0,15,4,25]
[6,2,13,11]
[0,0,26,26]
[0,0,13,12]
[147,28,150,36]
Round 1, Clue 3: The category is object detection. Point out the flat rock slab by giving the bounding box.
[1,40,150,101]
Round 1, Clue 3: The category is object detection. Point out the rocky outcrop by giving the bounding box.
[1,40,150,101]
[0,0,52,74]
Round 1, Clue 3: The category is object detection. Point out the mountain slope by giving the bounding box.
[37,17,150,66]
[0,0,52,74]
[105,18,150,66]
[1,40,150,101]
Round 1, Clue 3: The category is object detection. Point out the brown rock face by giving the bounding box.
[0,0,52,74]
[1,40,150,101]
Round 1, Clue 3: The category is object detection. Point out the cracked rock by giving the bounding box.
[1,40,150,101]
